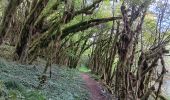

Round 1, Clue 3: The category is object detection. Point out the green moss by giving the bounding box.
[0,44,15,59]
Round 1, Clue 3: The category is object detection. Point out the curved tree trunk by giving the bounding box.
[0,0,22,44]
[14,0,49,61]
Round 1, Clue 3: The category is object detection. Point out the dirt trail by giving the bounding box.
[81,73,112,100]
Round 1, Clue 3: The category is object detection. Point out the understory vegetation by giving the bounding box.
[0,58,89,100]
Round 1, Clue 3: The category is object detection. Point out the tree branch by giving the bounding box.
[61,16,122,39]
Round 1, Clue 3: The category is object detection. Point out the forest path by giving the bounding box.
[80,73,112,100]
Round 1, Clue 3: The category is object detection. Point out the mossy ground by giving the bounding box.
[0,58,89,100]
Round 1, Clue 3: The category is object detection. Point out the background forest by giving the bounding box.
[0,0,170,100]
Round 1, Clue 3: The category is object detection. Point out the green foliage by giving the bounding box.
[0,80,7,99]
[143,13,157,45]
[96,1,112,18]
[65,49,77,58]
[0,80,45,100]
[8,90,23,100]
[78,65,91,73]
[79,54,90,67]
[127,0,153,6]
[0,58,89,100]
[24,90,46,100]
[4,80,24,92]
[89,74,100,81]
[0,81,23,100]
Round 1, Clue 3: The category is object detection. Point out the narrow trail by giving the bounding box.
[80,73,112,100]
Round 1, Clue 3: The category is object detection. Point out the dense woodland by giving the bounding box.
[0,0,170,100]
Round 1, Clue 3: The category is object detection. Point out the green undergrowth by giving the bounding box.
[89,74,100,81]
[0,80,46,100]
[0,58,89,100]
[78,65,91,73]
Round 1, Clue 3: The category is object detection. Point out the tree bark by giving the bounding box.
[14,0,49,61]
[0,0,22,44]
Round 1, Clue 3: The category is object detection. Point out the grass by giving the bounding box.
[78,65,91,73]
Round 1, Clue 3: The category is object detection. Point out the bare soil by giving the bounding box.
[81,73,112,100]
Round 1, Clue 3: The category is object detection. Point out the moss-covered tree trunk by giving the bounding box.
[14,0,49,61]
[0,0,22,44]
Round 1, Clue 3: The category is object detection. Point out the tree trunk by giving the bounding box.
[0,0,22,44]
[14,0,49,61]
